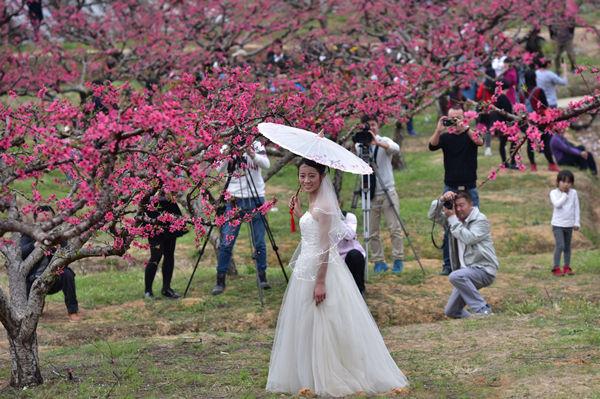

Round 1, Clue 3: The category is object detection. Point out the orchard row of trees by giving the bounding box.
[1,0,599,388]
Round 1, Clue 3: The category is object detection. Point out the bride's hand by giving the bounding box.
[289,194,302,218]
[313,281,326,306]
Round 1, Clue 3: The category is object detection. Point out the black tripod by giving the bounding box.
[351,143,425,276]
[183,155,288,305]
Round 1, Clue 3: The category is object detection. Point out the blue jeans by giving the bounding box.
[442,185,479,270]
[217,197,267,274]
[407,118,416,135]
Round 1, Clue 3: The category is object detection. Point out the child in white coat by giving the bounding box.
[549,170,580,276]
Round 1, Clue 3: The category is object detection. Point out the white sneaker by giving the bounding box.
[484,147,492,156]
[471,305,493,318]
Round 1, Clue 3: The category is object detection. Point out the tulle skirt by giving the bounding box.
[266,252,408,396]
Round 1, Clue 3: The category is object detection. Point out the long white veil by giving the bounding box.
[290,175,347,281]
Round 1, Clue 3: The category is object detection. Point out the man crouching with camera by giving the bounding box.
[428,191,499,318]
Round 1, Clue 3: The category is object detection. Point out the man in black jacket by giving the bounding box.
[21,206,80,321]
[143,193,185,299]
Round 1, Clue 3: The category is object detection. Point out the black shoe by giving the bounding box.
[161,288,181,299]
[211,273,226,296]
[439,268,451,276]
[258,271,271,290]
[144,291,155,300]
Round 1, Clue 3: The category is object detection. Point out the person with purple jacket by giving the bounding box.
[550,131,597,176]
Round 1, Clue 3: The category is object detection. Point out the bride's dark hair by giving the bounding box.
[298,158,327,175]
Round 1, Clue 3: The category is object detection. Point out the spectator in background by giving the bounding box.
[535,58,568,109]
[520,69,560,172]
[27,0,43,41]
[438,86,465,117]
[549,20,577,73]
[490,90,517,169]
[143,192,186,300]
[549,170,580,277]
[498,57,519,105]
[524,27,545,59]
[550,131,598,176]
[266,39,288,71]
[476,65,496,157]
[20,206,80,322]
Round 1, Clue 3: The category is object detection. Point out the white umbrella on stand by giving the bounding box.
[257,123,372,175]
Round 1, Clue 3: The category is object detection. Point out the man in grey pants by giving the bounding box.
[429,191,499,318]
[356,115,404,274]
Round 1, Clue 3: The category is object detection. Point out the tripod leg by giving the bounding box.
[246,212,265,307]
[260,212,288,283]
[371,165,426,275]
[184,224,215,298]
[243,170,288,283]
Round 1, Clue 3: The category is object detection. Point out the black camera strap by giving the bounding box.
[369,145,379,199]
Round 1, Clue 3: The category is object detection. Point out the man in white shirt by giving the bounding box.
[212,141,270,295]
[357,116,404,274]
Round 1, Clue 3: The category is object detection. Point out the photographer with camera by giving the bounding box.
[355,115,404,273]
[428,106,483,275]
[428,191,498,318]
[21,206,80,321]
[212,140,271,295]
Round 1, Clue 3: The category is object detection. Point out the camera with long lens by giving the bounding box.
[352,123,373,145]
[442,117,458,127]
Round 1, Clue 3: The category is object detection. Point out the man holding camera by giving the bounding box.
[356,115,404,273]
[429,191,498,318]
[212,140,271,295]
[428,106,483,275]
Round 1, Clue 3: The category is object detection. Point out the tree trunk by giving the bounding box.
[8,330,43,387]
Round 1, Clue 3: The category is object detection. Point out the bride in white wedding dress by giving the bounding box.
[266,159,408,397]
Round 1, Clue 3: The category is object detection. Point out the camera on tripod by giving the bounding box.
[352,123,374,145]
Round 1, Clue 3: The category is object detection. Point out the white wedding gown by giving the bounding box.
[266,212,408,396]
